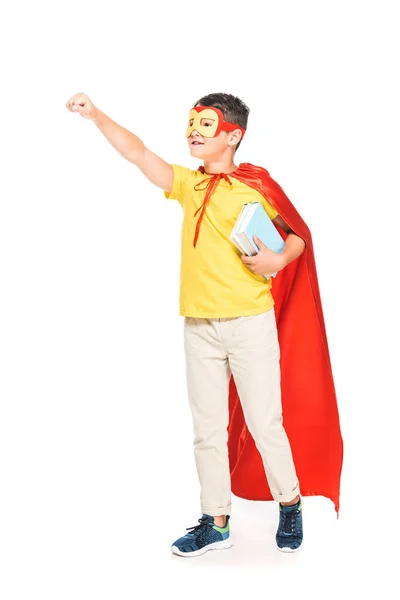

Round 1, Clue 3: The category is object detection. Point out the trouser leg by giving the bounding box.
[183,317,232,516]
[227,309,300,503]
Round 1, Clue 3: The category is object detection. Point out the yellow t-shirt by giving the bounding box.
[164,164,280,318]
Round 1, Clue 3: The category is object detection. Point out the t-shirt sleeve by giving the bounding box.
[163,164,192,206]
[262,197,279,220]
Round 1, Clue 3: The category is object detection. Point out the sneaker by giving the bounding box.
[171,514,233,557]
[276,498,303,552]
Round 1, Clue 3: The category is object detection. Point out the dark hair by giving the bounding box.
[193,92,250,152]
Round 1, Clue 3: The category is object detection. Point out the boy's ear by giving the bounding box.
[228,128,244,147]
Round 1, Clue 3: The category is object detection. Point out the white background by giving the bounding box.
[0,1,398,598]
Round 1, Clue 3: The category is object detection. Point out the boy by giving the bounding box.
[65,91,342,557]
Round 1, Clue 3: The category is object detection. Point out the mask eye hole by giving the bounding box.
[200,119,215,127]
[189,119,194,126]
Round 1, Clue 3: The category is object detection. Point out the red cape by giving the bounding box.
[222,163,343,514]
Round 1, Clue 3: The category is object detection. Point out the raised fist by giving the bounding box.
[65,92,97,120]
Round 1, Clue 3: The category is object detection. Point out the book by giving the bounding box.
[230,201,285,278]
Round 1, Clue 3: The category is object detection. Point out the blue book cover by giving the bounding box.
[231,202,285,278]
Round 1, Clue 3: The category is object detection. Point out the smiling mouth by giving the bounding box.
[191,140,204,145]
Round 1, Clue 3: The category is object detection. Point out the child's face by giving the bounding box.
[186,106,244,162]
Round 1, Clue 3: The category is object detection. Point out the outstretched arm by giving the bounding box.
[66,93,173,193]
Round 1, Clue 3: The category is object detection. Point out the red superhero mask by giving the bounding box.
[186,106,246,139]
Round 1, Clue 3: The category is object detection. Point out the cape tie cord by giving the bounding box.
[192,173,232,247]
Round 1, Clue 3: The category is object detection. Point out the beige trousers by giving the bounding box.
[183,308,300,517]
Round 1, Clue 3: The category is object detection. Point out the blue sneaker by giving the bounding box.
[171,514,232,557]
[276,498,303,552]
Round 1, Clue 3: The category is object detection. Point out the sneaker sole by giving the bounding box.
[171,537,233,557]
[276,540,304,553]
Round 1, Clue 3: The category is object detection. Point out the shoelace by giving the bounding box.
[281,509,300,534]
[192,172,232,247]
[186,516,212,534]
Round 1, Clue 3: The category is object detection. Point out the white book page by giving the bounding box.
[237,202,258,234]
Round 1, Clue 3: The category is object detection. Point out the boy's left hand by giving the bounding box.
[241,236,286,276]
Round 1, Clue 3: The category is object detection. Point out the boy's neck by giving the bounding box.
[202,158,239,176]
